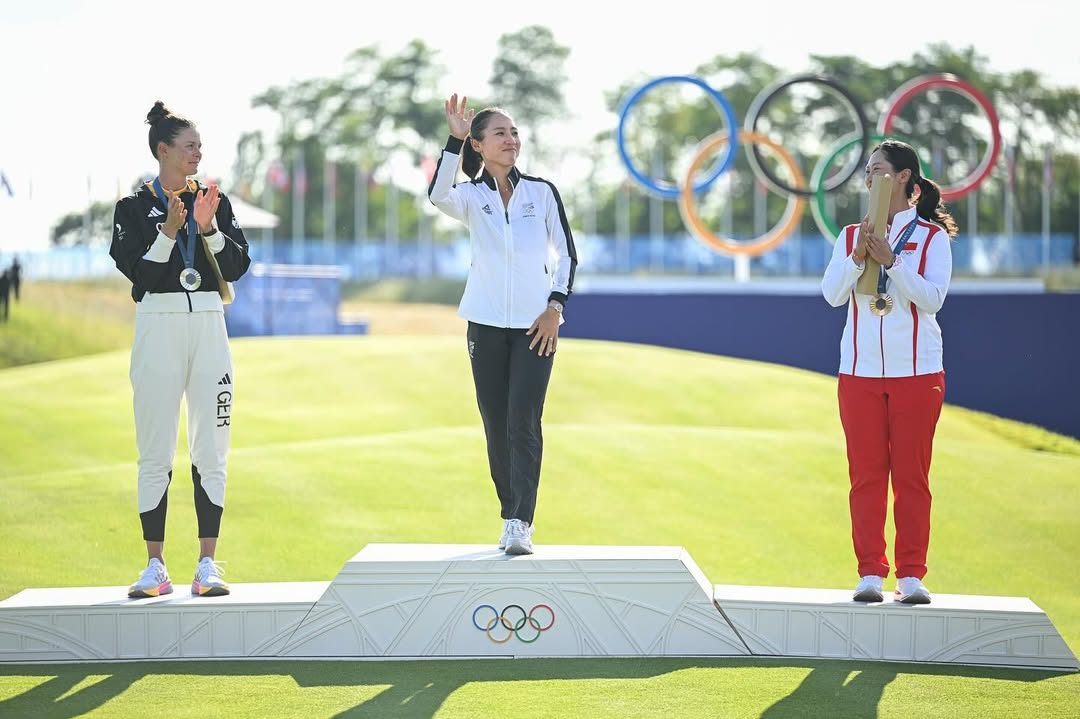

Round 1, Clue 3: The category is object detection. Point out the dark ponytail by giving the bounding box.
[461,107,510,180]
[145,100,194,159]
[915,176,959,238]
[875,140,959,238]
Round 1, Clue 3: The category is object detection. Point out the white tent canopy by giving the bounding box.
[227,196,279,230]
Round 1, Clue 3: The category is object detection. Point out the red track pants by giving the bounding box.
[838,371,945,579]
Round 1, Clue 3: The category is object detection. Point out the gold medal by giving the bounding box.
[870,293,893,317]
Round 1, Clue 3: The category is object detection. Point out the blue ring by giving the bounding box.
[471,604,498,631]
[616,75,739,199]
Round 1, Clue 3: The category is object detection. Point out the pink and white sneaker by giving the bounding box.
[128,557,172,598]
[191,556,230,597]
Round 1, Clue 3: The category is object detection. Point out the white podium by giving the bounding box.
[715,585,1077,670]
[277,544,745,658]
[0,545,1075,669]
[0,583,327,662]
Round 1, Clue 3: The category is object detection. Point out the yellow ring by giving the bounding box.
[678,130,807,257]
[484,616,514,644]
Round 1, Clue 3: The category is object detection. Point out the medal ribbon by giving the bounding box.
[152,177,199,276]
[876,218,919,296]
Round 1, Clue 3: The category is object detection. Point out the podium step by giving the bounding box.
[278,544,746,658]
[0,582,327,662]
[714,585,1077,670]
[0,547,1075,669]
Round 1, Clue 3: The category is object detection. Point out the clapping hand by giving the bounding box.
[162,193,187,239]
[194,184,220,234]
[860,217,896,267]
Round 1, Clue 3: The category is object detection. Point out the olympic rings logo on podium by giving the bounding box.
[616,73,1001,256]
[472,604,556,644]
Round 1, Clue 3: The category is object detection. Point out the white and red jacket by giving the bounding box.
[821,207,952,377]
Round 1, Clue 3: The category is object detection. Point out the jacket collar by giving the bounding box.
[889,206,919,240]
[475,165,521,191]
[144,177,200,199]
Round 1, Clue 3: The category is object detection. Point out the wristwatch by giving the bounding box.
[547,300,564,314]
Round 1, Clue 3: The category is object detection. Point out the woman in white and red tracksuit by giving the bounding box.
[821,139,957,605]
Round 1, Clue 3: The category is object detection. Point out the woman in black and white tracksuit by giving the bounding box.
[110,101,251,598]
[428,93,577,555]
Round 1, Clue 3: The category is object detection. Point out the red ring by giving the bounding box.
[877,73,1001,202]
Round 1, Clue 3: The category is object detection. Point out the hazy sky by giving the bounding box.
[1,0,1076,247]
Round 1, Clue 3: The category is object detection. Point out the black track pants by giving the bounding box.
[467,321,554,525]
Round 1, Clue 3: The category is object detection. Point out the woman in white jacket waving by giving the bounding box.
[428,94,578,555]
[821,139,956,605]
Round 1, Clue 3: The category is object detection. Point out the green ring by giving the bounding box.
[515,616,544,643]
[811,132,932,242]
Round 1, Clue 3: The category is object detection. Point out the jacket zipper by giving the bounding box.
[879,316,885,377]
[496,176,515,327]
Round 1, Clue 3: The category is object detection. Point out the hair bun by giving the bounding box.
[145,101,171,126]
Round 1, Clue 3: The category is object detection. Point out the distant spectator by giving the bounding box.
[9,257,21,301]
[0,270,10,321]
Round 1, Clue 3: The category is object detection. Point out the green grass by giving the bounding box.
[342,277,465,304]
[0,280,133,368]
[1,337,1078,718]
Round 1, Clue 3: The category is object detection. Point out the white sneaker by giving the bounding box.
[503,519,534,556]
[852,575,884,603]
[497,519,510,549]
[128,557,172,598]
[895,576,931,604]
[192,556,230,597]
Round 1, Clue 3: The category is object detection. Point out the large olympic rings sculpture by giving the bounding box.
[616,73,1001,256]
[472,604,556,644]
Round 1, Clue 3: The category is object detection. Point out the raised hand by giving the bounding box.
[162,192,187,239]
[445,93,475,140]
[194,184,221,233]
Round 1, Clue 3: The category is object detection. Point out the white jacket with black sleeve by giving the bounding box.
[428,135,578,329]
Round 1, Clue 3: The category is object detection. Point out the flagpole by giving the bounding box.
[386,173,399,276]
[292,150,305,262]
[616,182,630,274]
[1004,143,1014,241]
[324,157,336,265]
[649,146,663,273]
[1041,146,1051,271]
[967,138,978,238]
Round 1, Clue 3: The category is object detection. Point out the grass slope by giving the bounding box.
[1,337,1077,718]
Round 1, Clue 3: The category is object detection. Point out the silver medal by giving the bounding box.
[180,268,202,291]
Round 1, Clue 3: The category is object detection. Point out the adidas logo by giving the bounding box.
[147,207,165,218]
[218,373,232,385]
[481,204,493,215]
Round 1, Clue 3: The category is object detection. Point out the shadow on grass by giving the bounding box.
[0,657,1066,719]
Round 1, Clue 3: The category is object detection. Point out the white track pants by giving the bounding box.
[130,310,233,513]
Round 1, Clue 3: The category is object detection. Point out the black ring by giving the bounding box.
[500,604,528,632]
[744,74,870,197]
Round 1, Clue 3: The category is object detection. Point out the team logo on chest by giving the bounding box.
[522,202,536,218]
[481,204,493,215]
